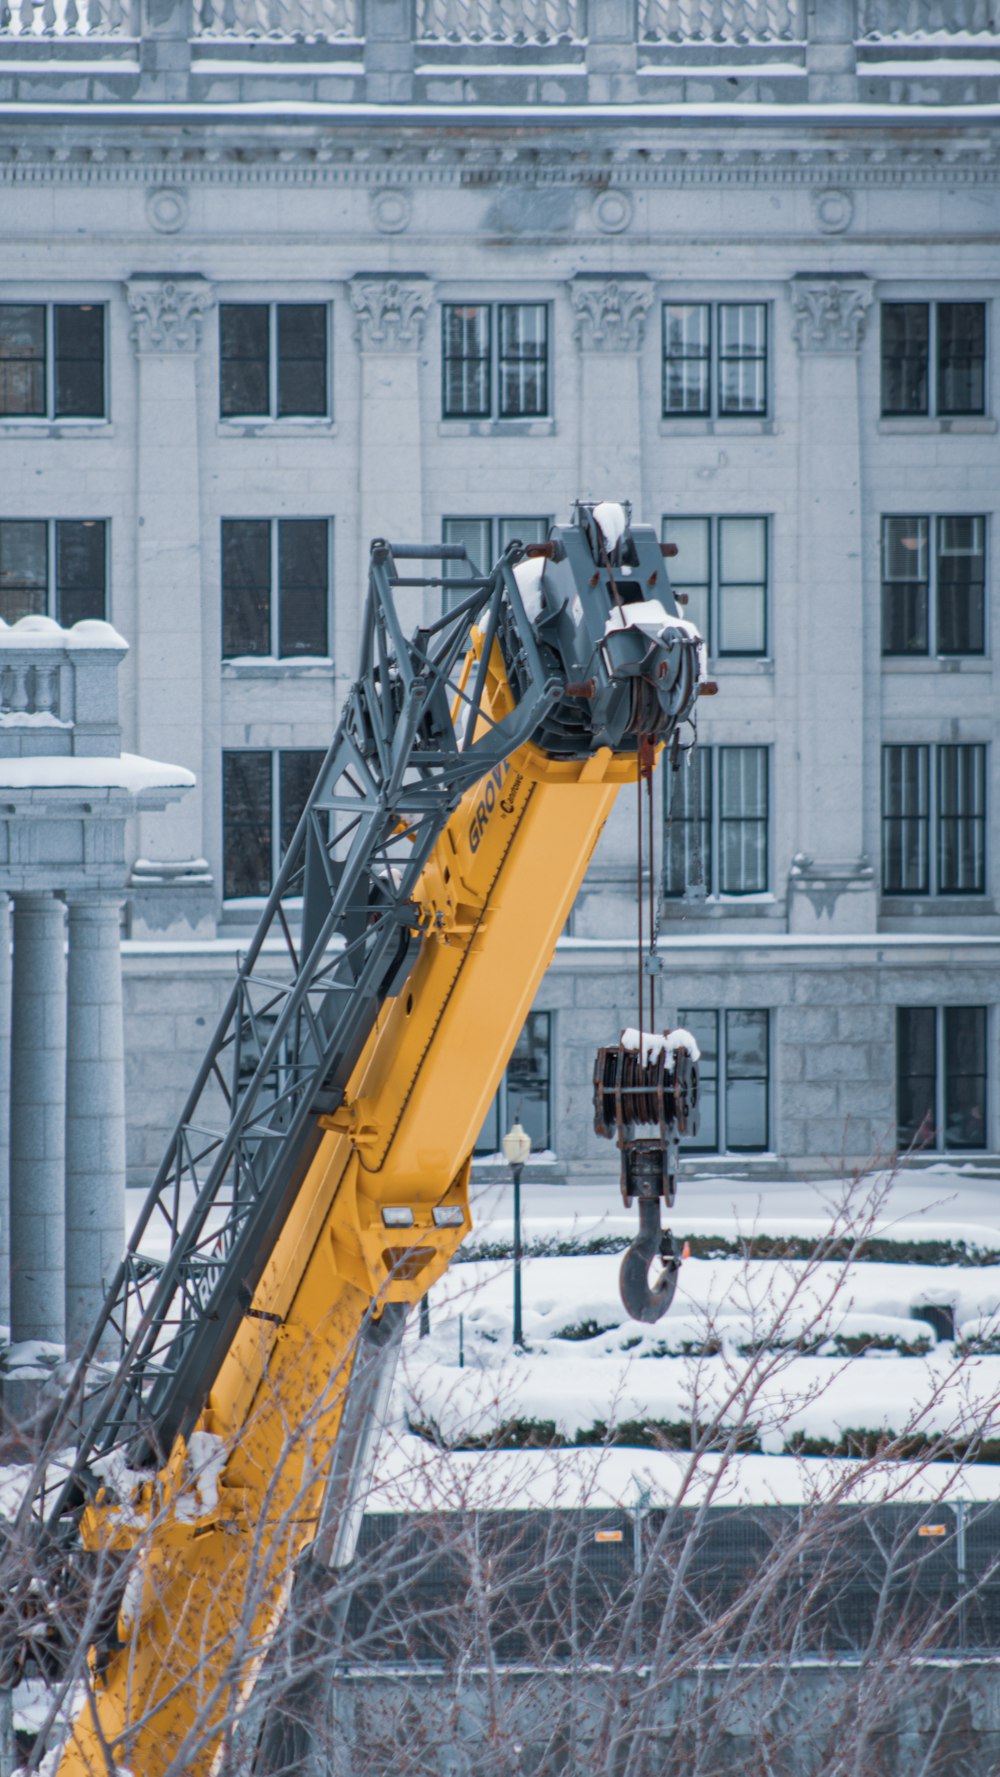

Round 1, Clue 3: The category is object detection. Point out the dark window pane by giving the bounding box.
[678,1009,718,1151]
[718,304,767,417]
[442,517,491,611]
[938,303,985,417]
[506,1011,551,1151]
[220,304,269,418]
[497,515,548,553]
[277,303,327,418]
[725,1009,769,1152]
[938,745,986,895]
[882,745,929,894]
[0,304,45,417]
[278,519,328,658]
[222,519,271,658]
[719,746,767,894]
[944,1006,987,1150]
[0,519,47,622]
[718,517,767,655]
[881,516,929,656]
[54,305,104,418]
[278,749,324,862]
[475,1089,501,1156]
[662,516,710,648]
[937,515,985,656]
[498,304,547,419]
[56,520,105,625]
[223,750,272,898]
[881,304,929,416]
[442,305,490,419]
[663,304,710,417]
[664,744,711,898]
[897,1007,937,1150]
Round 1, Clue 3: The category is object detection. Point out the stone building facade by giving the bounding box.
[1,0,998,1192]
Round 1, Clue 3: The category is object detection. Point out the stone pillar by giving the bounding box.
[349,275,431,598]
[586,0,637,103]
[787,274,875,934]
[569,276,654,939]
[126,275,215,929]
[806,0,858,104]
[9,894,66,1345]
[0,895,9,1329]
[362,0,414,104]
[138,0,193,102]
[65,896,126,1355]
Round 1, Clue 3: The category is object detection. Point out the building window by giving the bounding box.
[221,518,329,659]
[0,303,105,420]
[882,515,986,656]
[897,1006,987,1152]
[219,303,329,420]
[222,748,325,900]
[881,302,986,418]
[661,515,767,656]
[678,1009,770,1153]
[662,302,767,419]
[882,744,986,896]
[664,745,769,898]
[441,515,549,609]
[441,304,549,421]
[475,1011,552,1155]
[0,518,106,626]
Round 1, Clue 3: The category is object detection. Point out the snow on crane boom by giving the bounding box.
[1,501,703,1775]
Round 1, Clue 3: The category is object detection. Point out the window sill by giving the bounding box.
[222,656,334,678]
[882,656,991,672]
[881,897,994,915]
[660,894,779,918]
[215,420,336,439]
[658,416,773,436]
[708,655,774,675]
[0,420,113,438]
[437,417,557,438]
[877,417,996,435]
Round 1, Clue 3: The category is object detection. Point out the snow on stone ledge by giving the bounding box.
[0,752,195,792]
[0,614,128,651]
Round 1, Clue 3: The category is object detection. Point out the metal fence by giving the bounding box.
[345,1505,1000,1663]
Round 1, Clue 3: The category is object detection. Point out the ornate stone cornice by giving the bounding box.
[349,276,432,351]
[789,275,873,354]
[570,277,653,352]
[126,275,214,353]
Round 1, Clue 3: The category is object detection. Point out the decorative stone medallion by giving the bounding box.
[370,189,412,234]
[146,186,189,235]
[592,188,633,234]
[811,187,854,235]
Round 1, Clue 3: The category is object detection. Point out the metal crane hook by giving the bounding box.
[619,1197,682,1325]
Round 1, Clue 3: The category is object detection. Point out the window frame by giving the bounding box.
[677,1008,771,1155]
[661,301,769,422]
[880,300,988,419]
[896,1004,988,1154]
[474,1010,553,1157]
[661,513,769,660]
[0,301,107,423]
[221,745,326,902]
[0,516,107,626]
[220,516,331,662]
[881,742,987,897]
[441,515,551,611]
[441,302,551,422]
[218,301,331,423]
[664,743,770,900]
[881,513,987,658]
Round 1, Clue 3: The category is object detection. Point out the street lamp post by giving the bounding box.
[502,1117,531,1349]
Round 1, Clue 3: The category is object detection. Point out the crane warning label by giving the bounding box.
[468,761,511,854]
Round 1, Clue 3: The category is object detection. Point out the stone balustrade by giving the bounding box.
[0,615,126,760]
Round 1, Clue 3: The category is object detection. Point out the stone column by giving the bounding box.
[0,894,9,1328]
[126,275,215,924]
[787,274,875,934]
[65,896,126,1355]
[806,0,858,104]
[569,276,655,939]
[586,0,637,104]
[348,276,432,627]
[9,894,66,1345]
[362,0,414,103]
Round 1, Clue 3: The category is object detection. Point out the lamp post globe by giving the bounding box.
[503,1118,531,1349]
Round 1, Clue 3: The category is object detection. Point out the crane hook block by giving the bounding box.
[593,1035,698,1324]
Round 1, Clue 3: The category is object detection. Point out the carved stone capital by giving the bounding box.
[126,276,214,354]
[570,276,653,352]
[349,276,432,351]
[789,275,872,354]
